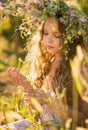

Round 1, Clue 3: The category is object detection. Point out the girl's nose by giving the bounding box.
[47,35,53,43]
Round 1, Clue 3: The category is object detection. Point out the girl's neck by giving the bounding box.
[54,52,62,62]
[47,53,62,78]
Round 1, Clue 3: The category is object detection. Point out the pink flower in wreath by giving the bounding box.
[25,2,31,10]
[0,2,2,10]
[59,17,66,24]
[34,0,40,3]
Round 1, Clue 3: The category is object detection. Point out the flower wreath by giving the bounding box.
[1,0,88,58]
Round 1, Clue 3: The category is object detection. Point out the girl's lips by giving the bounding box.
[46,45,54,49]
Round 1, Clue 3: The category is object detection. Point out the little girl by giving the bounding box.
[8,0,88,129]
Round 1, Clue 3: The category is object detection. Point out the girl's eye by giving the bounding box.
[43,30,48,35]
[55,35,61,38]
[55,34,63,38]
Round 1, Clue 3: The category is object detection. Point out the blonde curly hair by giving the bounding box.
[22,22,53,88]
[22,16,84,90]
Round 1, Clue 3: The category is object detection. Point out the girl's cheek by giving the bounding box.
[42,36,44,41]
[43,37,46,44]
[43,34,48,39]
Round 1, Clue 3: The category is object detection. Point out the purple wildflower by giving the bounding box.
[59,17,66,24]
[69,16,75,22]
[33,18,38,28]
[25,2,31,10]
[68,10,77,22]
[68,10,75,16]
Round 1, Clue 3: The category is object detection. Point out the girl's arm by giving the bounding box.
[8,67,31,90]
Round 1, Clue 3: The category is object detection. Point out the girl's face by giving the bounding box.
[43,17,63,56]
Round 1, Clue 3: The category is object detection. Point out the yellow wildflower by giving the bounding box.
[78,31,82,36]
[64,40,68,44]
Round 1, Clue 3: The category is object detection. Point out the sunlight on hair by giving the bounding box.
[65,118,72,129]
[76,45,84,62]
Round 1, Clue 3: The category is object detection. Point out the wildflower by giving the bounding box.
[68,10,75,16]
[67,36,72,41]
[59,17,66,24]
[64,50,68,54]
[0,2,2,10]
[78,31,82,36]
[27,30,31,35]
[81,17,87,23]
[65,56,68,60]
[68,10,77,22]
[34,0,40,3]
[64,40,68,44]
[25,2,31,10]
[1,14,6,19]
[33,19,38,28]
[69,16,75,22]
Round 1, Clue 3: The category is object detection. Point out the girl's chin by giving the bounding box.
[47,49,55,55]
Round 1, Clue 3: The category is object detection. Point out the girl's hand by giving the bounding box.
[8,67,30,90]
[7,67,44,112]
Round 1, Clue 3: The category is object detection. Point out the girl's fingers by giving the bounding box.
[7,68,11,77]
[24,96,31,101]
[24,96,32,106]
[8,67,21,85]
[24,91,35,97]
[24,92,32,105]
[18,74,28,88]
[19,74,32,89]
[11,68,19,84]
[8,67,18,78]
[8,67,32,91]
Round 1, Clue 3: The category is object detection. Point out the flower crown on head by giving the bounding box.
[1,0,88,57]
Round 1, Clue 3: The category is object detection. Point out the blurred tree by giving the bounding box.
[77,0,88,16]
[0,15,26,71]
[0,0,7,3]
[65,0,88,16]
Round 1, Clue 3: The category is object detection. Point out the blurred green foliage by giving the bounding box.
[0,88,29,125]
[0,15,27,71]
[77,0,88,16]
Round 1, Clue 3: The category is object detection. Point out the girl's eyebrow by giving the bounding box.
[43,28,60,33]
[53,31,62,35]
[43,27,62,34]
[54,31,60,33]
